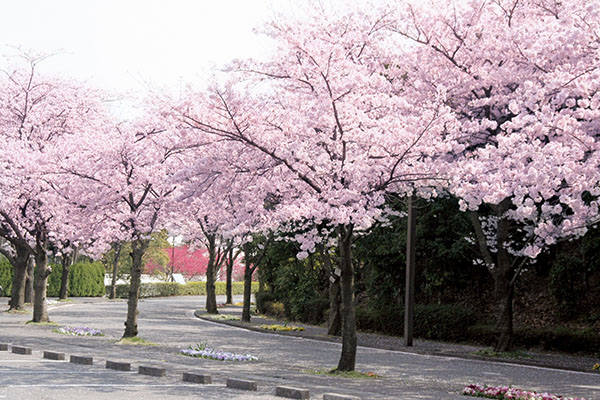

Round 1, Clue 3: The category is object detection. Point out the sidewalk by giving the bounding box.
[196,304,599,374]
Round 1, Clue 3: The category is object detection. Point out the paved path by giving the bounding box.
[0,296,598,399]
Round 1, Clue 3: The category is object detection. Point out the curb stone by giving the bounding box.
[226,378,258,391]
[70,355,93,365]
[183,372,212,384]
[43,351,66,360]
[139,365,166,377]
[106,360,131,371]
[275,386,310,399]
[12,346,32,355]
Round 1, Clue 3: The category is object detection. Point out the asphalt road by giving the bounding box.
[0,296,598,399]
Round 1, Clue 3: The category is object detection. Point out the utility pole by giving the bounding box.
[404,195,417,346]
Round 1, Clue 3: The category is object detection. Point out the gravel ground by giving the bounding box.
[198,304,600,374]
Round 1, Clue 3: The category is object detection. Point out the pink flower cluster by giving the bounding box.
[463,384,586,400]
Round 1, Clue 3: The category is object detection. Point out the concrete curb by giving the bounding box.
[70,355,93,365]
[106,360,131,371]
[12,346,32,355]
[226,378,258,391]
[139,365,166,377]
[275,386,310,399]
[183,372,212,384]
[43,351,66,360]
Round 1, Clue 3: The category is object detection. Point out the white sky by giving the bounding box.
[0,0,303,96]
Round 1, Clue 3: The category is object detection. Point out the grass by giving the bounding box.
[472,348,533,359]
[115,336,157,346]
[302,368,381,379]
[3,308,30,314]
[25,320,59,326]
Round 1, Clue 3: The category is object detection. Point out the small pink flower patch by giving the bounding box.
[462,384,586,400]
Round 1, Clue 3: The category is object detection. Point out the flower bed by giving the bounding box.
[179,343,257,361]
[259,324,304,332]
[463,384,587,400]
[54,326,103,336]
[205,314,240,321]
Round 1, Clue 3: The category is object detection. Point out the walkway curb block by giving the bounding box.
[323,394,361,400]
[139,365,166,377]
[43,351,66,360]
[12,346,32,355]
[275,386,310,399]
[226,378,257,391]
[70,355,93,365]
[106,360,131,371]
[0,343,8,351]
[183,372,212,384]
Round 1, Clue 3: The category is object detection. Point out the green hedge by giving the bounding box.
[356,303,477,342]
[48,262,105,297]
[0,260,104,297]
[108,281,259,299]
[0,259,12,296]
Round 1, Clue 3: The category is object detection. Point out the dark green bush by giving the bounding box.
[549,255,586,318]
[0,258,12,296]
[256,291,276,314]
[356,303,403,336]
[47,262,104,297]
[356,303,476,342]
[70,262,105,296]
[296,297,329,325]
[108,281,258,299]
[414,304,477,341]
[466,324,600,353]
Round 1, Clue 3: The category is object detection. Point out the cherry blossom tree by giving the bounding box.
[0,53,108,320]
[62,115,180,337]
[171,5,454,371]
[393,0,600,350]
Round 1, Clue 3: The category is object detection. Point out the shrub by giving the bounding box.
[414,304,477,341]
[108,281,258,298]
[69,262,105,296]
[264,301,286,318]
[466,324,600,353]
[48,262,105,297]
[0,259,13,296]
[356,303,476,342]
[295,298,329,325]
[256,291,276,314]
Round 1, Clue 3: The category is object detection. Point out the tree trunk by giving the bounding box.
[24,256,34,304]
[205,235,218,314]
[470,200,516,352]
[225,247,234,304]
[9,249,29,311]
[335,224,357,372]
[59,254,72,300]
[242,262,253,322]
[493,267,514,352]
[123,239,148,338]
[32,239,50,323]
[318,245,341,336]
[109,243,122,300]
